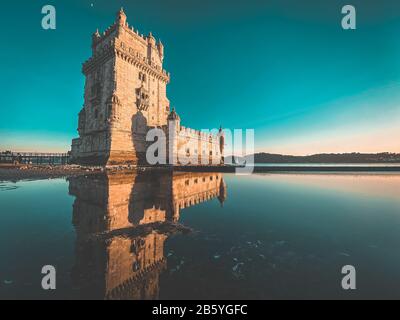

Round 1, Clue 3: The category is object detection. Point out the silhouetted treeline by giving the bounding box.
[235,152,400,163]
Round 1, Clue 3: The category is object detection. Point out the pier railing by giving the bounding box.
[0,151,70,165]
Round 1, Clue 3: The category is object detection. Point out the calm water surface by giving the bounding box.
[1,172,400,299]
[254,163,400,167]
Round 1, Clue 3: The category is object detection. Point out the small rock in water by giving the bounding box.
[4,280,13,285]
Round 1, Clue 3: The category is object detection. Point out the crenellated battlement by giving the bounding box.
[82,40,170,82]
[178,126,220,142]
[89,8,166,76]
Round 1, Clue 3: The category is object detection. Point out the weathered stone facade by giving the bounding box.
[69,171,227,299]
[71,9,224,166]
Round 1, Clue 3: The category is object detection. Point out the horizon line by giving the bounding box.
[1,148,399,157]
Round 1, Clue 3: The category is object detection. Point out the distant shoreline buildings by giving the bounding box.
[70,9,224,166]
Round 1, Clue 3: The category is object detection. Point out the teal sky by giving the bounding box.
[1,0,400,154]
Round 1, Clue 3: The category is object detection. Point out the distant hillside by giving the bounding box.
[231,152,400,163]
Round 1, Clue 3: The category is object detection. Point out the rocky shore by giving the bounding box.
[0,163,175,182]
[0,164,106,182]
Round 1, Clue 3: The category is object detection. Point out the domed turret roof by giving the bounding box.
[167,108,180,121]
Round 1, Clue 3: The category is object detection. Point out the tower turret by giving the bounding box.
[167,107,180,122]
[219,126,225,164]
[116,7,127,26]
[217,178,227,207]
[157,40,164,62]
[92,29,101,51]
[167,107,180,131]
[147,32,156,47]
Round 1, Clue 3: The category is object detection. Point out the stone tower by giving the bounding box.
[71,8,170,165]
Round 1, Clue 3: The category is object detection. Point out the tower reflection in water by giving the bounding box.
[68,171,227,299]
